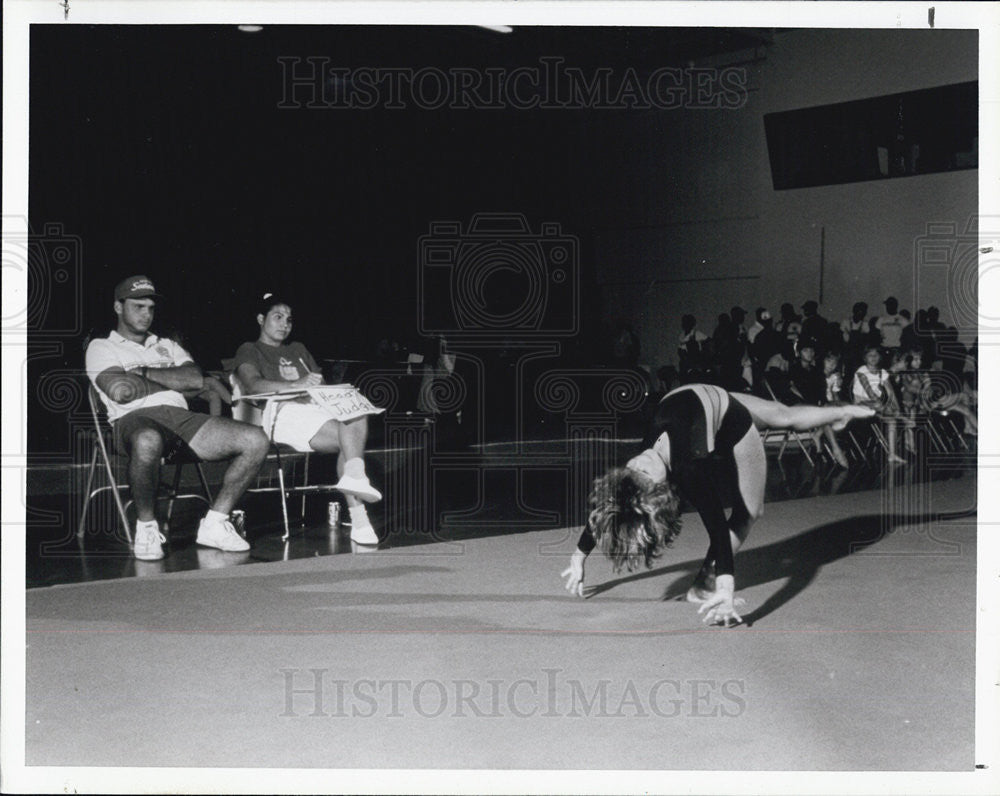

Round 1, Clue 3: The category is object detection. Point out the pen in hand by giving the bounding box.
[299,358,322,385]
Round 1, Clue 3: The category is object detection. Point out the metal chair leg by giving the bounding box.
[77,444,100,539]
[793,431,814,466]
[165,462,184,532]
[870,420,890,455]
[98,436,133,544]
[300,453,310,524]
[277,463,291,542]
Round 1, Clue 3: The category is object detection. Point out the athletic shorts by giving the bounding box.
[263,400,335,452]
[113,405,211,460]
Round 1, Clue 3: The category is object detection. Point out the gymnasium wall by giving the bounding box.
[590,29,978,371]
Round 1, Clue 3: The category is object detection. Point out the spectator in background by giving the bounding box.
[852,345,904,463]
[609,323,653,397]
[799,300,827,353]
[964,338,978,375]
[374,337,402,365]
[841,301,869,355]
[823,351,846,404]
[417,334,457,417]
[233,294,382,544]
[924,306,945,365]
[896,347,930,454]
[936,325,966,381]
[789,342,850,468]
[761,347,794,403]
[655,365,680,399]
[875,296,909,355]
[774,303,802,358]
[749,310,781,370]
[610,323,640,364]
[822,320,843,359]
[747,307,768,345]
[713,312,747,392]
[730,306,749,347]
[86,276,268,560]
[957,371,978,436]
[678,315,709,383]
[789,342,825,405]
[900,308,926,363]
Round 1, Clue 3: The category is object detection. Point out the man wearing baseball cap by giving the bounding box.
[86,276,269,561]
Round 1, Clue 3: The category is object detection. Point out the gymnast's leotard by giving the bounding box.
[577,384,755,577]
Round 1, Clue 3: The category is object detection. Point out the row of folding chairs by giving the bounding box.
[757,376,971,468]
[77,378,340,546]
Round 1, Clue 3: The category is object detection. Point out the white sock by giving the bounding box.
[343,458,366,480]
[204,509,229,525]
[349,504,371,528]
[136,518,159,531]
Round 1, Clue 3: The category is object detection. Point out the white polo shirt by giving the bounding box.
[86,331,193,422]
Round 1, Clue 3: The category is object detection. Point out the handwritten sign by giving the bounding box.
[306,385,385,421]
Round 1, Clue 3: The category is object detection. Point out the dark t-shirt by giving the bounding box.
[233,341,319,385]
[789,361,826,404]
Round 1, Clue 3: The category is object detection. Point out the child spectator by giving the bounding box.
[852,346,904,463]
[791,343,849,468]
[823,351,846,404]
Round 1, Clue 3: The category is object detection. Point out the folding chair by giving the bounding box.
[78,383,213,543]
[229,373,341,542]
[929,408,971,451]
[760,375,814,466]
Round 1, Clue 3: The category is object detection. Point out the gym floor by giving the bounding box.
[22,441,980,775]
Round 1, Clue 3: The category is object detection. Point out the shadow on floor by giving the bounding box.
[585,506,975,626]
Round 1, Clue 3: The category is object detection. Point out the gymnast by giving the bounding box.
[561,384,874,627]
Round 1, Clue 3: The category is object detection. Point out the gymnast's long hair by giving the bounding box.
[587,467,683,573]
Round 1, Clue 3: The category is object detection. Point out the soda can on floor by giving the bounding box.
[327,501,341,528]
[230,509,247,539]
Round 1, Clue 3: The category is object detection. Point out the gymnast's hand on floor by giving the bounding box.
[699,593,745,627]
[697,575,745,627]
[561,551,586,598]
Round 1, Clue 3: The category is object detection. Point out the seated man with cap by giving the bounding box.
[85,275,270,560]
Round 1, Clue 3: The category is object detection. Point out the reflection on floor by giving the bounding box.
[26,431,976,589]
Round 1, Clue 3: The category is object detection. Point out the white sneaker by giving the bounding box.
[197,516,251,552]
[335,475,382,503]
[350,521,379,545]
[134,522,166,561]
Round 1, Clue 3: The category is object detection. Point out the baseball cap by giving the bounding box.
[114,275,161,302]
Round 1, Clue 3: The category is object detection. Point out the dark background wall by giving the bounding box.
[591,29,978,370]
[26,25,978,455]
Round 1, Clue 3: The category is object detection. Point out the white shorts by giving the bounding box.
[263,400,337,452]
